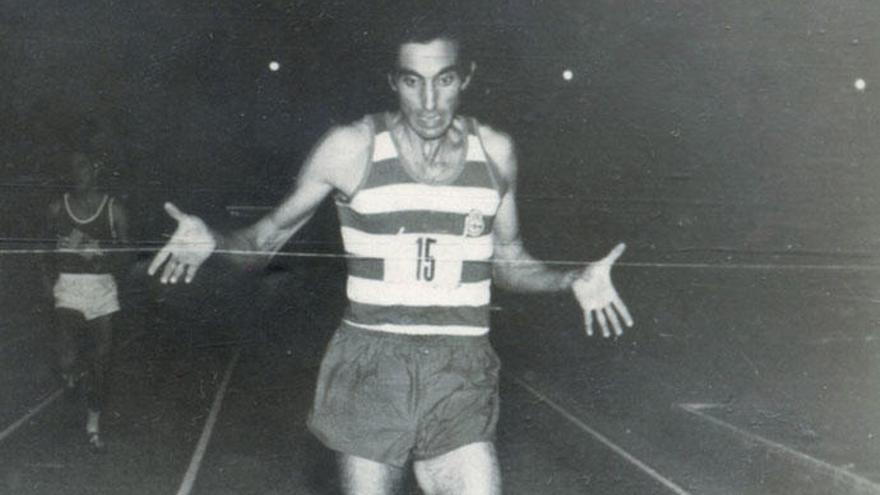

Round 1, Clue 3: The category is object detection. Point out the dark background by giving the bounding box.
[1,3,880,493]
[2,0,877,265]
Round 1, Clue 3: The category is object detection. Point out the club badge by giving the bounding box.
[464,209,486,237]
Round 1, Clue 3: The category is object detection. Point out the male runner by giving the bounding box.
[44,151,129,452]
[149,21,632,494]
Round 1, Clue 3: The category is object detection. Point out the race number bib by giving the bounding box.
[384,236,463,289]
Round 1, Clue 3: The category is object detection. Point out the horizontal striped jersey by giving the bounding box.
[336,114,503,336]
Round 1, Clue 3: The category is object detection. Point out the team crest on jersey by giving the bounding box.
[464,209,486,237]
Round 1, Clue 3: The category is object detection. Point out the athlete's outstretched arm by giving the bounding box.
[483,126,633,338]
[148,123,370,284]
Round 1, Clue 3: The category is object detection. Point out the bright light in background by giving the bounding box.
[268,61,280,72]
[854,78,866,91]
[562,69,574,81]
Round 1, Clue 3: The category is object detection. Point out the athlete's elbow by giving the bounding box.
[491,264,518,292]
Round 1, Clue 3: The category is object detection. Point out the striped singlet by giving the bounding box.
[336,114,503,336]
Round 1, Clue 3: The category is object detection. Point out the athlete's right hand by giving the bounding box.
[148,202,216,284]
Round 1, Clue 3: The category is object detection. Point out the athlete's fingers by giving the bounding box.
[169,261,188,284]
[185,263,200,284]
[160,258,177,284]
[605,306,624,337]
[159,258,172,284]
[599,242,626,266]
[596,308,610,338]
[584,310,594,337]
[148,247,171,276]
[167,261,179,284]
[614,297,634,327]
[164,202,186,222]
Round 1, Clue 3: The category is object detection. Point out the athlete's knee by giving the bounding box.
[56,337,78,368]
[338,454,404,495]
[92,320,114,357]
[414,442,501,495]
[58,352,77,370]
[94,339,112,358]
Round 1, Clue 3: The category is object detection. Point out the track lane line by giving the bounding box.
[0,331,145,444]
[513,376,693,495]
[679,402,880,493]
[175,348,240,495]
[0,389,65,443]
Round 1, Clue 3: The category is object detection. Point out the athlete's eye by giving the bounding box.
[437,73,458,87]
[400,75,419,88]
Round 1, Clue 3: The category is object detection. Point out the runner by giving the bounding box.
[44,151,129,452]
[149,18,632,494]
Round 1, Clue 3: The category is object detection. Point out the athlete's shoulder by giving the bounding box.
[108,195,127,216]
[47,197,63,217]
[301,116,373,192]
[318,116,373,157]
[472,119,516,181]
[471,119,514,158]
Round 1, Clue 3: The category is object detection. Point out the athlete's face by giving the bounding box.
[69,153,98,192]
[390,38,473,140]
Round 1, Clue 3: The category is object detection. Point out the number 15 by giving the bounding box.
[416,237,436,282]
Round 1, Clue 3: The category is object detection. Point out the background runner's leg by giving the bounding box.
[85,314,113,414]
[55,308,84,386]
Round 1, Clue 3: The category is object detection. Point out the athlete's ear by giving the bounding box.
[388,72,399,92]
[461,61,477,90]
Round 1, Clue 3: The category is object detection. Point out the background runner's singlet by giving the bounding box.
[53,193,119,274]
[335,113,503,336]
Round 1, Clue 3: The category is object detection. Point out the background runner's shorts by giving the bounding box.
[53,273,120,321]
[308,323,501,467]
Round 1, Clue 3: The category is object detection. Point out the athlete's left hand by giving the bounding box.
[572,243,633,338]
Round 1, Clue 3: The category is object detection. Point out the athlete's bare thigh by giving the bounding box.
[414,442,501,495]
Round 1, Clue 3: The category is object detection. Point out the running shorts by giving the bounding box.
[53,273,120,321]
[308,322,501,467]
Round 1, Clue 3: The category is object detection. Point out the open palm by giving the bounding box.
[572,243,633,338]
[147,202,216,284]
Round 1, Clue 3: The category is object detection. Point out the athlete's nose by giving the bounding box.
[422,81,437,111]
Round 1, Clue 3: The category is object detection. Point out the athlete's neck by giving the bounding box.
[68,189,104,212]
[390,113,466,183]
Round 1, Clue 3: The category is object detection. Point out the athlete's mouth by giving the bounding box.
[418,114,443,127]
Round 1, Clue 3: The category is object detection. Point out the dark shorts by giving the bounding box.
[307,323,501,467]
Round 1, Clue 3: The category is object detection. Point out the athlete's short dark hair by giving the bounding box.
[68,151,99,172]
[383,11,474,76]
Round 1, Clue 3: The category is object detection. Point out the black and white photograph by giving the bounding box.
[0,1,878,493]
